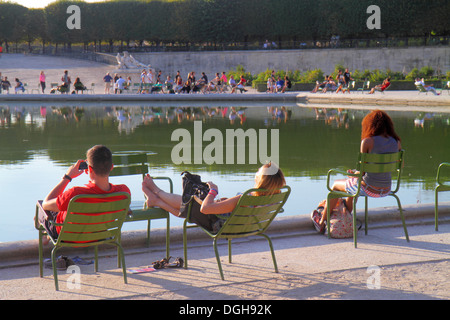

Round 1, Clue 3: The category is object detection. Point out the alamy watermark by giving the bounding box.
[367,5,381,30]
[366,265,381,290]
[171,121,280,175]
[66,5,81,30]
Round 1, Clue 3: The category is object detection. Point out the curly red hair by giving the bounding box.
[361,110,401,141]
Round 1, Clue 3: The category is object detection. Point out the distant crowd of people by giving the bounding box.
[2,67,446,96]
[266,70,292,93]
[102,69,250,95]
[0,70,89,95]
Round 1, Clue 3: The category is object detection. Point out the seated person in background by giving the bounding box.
[275,76,284,93]
[206,73,221,93]
[174,74,183,93]
[281,75,292,93]
[321,76,336,93]
[2,76,11,93]
[165,75,174,92]
[73,77,87,94]
[193,72,208,93]
[125,76,132,90]
[414,78,439,95]
[266,76,274,93]
[40,145,131,240]
[228,75,237,90]
[368,77,390,94]
[181,76,192,94]
[14,78,25,94]
[141,162,286,218]
[311,76,329,93]
[313,110,402,232]
[231,74,248,93]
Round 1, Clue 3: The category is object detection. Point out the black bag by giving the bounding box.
[179,171,218,232]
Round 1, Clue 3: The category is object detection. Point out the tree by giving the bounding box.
[0,3,28,52]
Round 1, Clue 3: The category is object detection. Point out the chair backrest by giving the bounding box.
[57,192,131,246]
[357,150,404,192]
[110,152,149,178]
[416,83,427,92]
[217,186,291,239]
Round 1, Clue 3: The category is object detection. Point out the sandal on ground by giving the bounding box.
[311,210,325,234]
[44,255,74,270]
[166,257,184,268]
[151,257,170,269]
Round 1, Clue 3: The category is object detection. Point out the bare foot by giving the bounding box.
[143,174,162,194]
[142,185,159,207]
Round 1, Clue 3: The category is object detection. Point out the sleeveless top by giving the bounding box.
[362,135,399,188]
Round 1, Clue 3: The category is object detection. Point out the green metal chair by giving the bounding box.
[415,83,429,94]
[183,186,291,280]
[435,162,450,231]
[442,81,450,95]
[326,150,409,248]
[35,192,131,291]
[357,80,370,93]
[111,152,172,257]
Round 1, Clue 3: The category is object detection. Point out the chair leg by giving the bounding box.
[51,247,60,291]
[326,194,332,239]
[146,219,151,248]
[166,216,170,258]
[213,238,225,280]
[228,239,232,263]
[391,194,409,242]
[435,189,439,231]
[353,197,358,248]
[183,221,188,269]
[260,234,278,273]
[94,246,98,272]
[38,228,44,278]
[364,196,369,235]
[114,242,128,284]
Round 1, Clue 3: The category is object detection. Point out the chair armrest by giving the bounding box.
[326,168,361,192]
[151,176,173,193]
[437,162,450,186]
[35,200,46,230]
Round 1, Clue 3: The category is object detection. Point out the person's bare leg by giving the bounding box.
[319,179,347,225]
[143,174,182,212]
[142,185,181,217]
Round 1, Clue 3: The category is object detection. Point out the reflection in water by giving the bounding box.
[0,104,449,242]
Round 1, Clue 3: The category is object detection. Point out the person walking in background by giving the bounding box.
[103,72,113,94]
[61,70,71,94]
[39,71,46,94]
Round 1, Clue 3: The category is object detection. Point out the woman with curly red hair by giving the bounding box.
[315,110,402,231]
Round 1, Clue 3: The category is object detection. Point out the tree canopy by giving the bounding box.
[0,0,448,50]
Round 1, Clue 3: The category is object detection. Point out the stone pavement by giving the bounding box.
[1,203,449,301]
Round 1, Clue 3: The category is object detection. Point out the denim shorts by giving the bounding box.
[345,177,391,198]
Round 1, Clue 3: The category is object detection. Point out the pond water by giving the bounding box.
[1,103,449,243]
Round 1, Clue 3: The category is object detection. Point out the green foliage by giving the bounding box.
[406,66,435,80]
[226,65,254,85]
[301,69,324,83]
